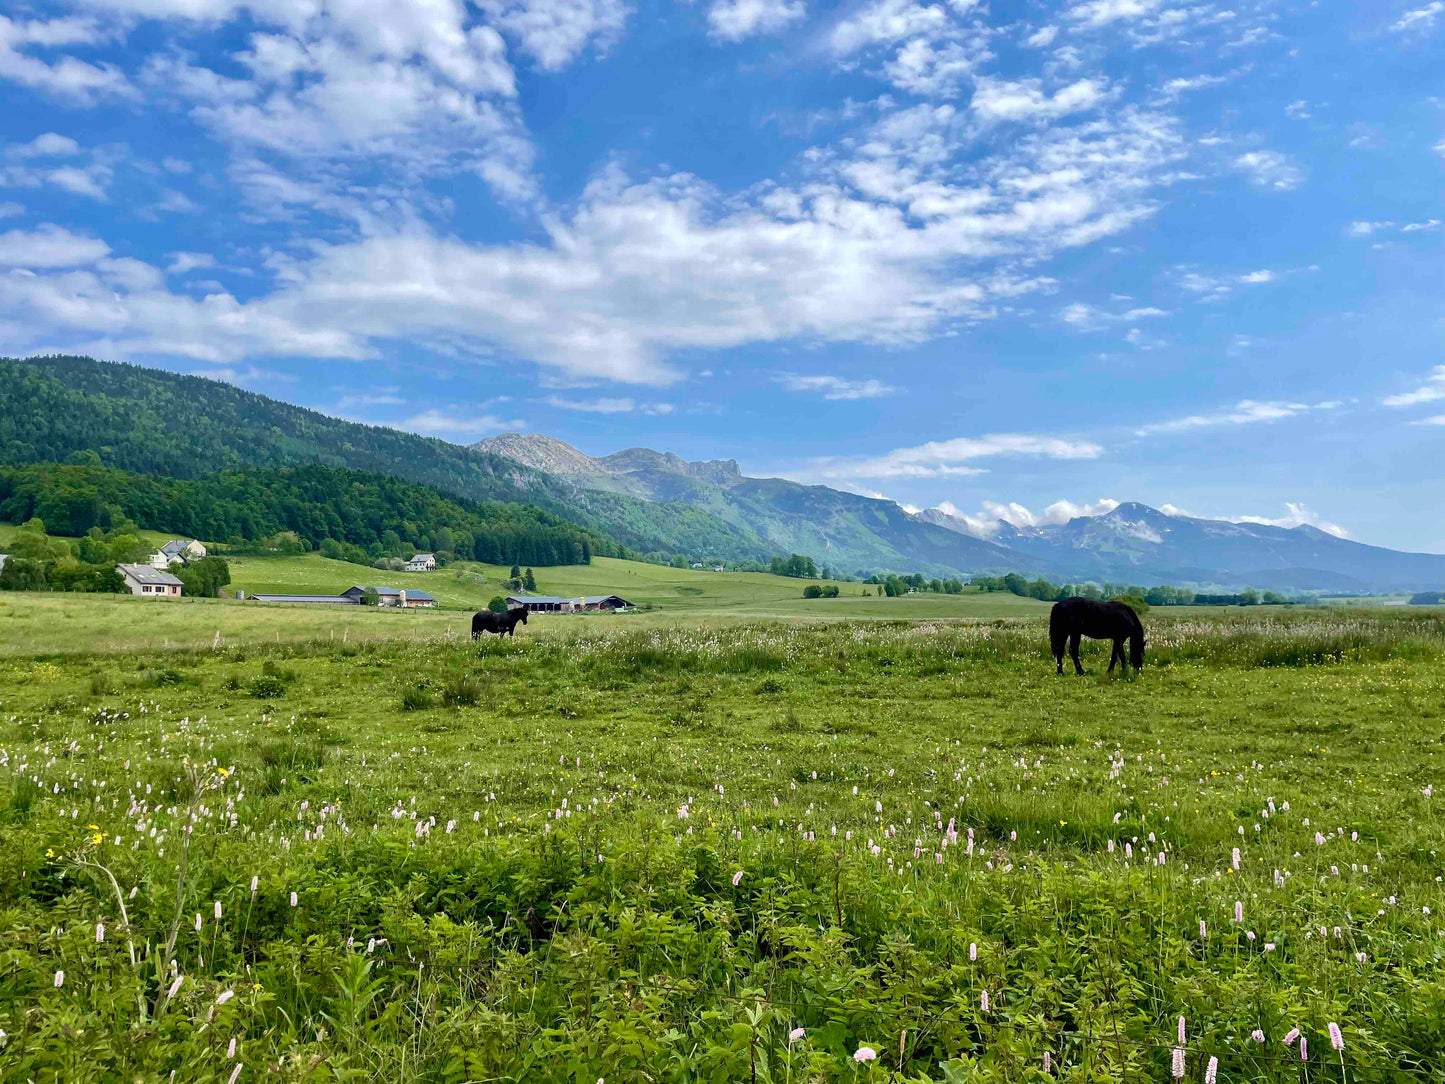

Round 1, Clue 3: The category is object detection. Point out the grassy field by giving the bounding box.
[2,603,1444,1081]
[0,555,1052,657]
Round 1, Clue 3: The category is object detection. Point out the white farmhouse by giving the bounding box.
[117,563,184,597]
[405,553,436,572]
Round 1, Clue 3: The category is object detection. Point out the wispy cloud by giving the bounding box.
[777,373,896,400]
[707,0,806,42]
[933,496,1119,535]
[1137,399,1338,436]
[801,433,1104,481]
[1392,3,1443,32]
[402,410,526,438]
[1383,365,1445,407]
[545,396,674,415]
[1233,150,1305,190]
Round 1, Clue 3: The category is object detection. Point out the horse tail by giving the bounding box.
[1049,602,1068,661]
[1129,612,1145,670]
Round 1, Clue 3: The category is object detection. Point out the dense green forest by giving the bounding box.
[0,355,777,565]
[0,463,617,567]
[969,572,1296,606]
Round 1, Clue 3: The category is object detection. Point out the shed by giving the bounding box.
[506,594,633,613]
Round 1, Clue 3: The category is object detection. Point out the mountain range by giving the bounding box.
[475,433,1445,592]
[3,355,1443,592]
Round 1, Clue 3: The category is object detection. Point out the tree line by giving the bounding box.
[970,572,1295,606]
[0,463,618,569]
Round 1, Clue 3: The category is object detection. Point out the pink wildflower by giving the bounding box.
[1328,1023,1344,1051]
[854,1047,877,1062]
[1171,1047,1185,1078]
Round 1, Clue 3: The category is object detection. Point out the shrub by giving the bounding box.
[250,676,287,699]
[442,672,482,708]
[401,683,435,711]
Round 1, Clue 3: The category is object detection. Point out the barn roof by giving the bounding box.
[249,594,360,604]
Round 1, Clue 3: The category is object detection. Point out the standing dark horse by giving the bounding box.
[1050,597,1144,675]
[472,605,528,639]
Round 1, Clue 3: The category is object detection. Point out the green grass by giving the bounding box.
[2,607,1445,1080]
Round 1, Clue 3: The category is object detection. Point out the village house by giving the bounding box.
[149,539,207,570]
[506,594,634,614]
[117,563,183,597]
[405,553,436,572]
[340,586,436,608]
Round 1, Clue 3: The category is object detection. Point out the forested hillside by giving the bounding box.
[0,463,615,567]
[0,356,777,565]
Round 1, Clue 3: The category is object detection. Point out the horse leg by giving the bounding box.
[1069,634,1085,675]
[1108,640,1121,673]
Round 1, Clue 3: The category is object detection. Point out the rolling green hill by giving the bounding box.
[0,355,776,564]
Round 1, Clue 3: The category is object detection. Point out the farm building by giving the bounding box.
[506,594,634,613]
[248,594,360,605]
[117,564,183,597]
[340,586,436,608]
[405,553,436,572]
[149,539,207,569]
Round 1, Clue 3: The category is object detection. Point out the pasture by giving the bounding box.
[2,606,1445,1081]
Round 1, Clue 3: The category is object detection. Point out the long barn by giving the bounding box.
[506,594,634,613]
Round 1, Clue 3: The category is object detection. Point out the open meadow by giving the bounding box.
[3,601,1445,1082]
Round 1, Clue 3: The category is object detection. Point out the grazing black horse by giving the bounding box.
[472,605,528,639]
[1050,597,1144,675]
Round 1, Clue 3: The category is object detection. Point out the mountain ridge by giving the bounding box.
[476,432,1445,591]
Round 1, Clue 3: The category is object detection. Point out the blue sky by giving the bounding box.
[2,0,1443,549]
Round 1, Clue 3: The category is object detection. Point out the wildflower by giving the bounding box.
[250,876,258,896]
[54,970,64,988]
[96,922,104,943]
[1327,1022,1344,1051]
[980,990,989,1012]
[228,1066,243,1084]
[732,871,743,886]
[1235,900,1243,923]
[290,891,298,907]
[1178,1016,1186,1044]
[789,1027,805,1043]
[217,990,234,1005]
[214,901,222,919]
[195,913,202,932]
[1204,1055,1218,1084]
[854,1046,877,1062]
[1171,1047,1185,1078]
[1283,1028,1300,1046]
[168,974,184,999]
[969,942,977,961]
[1251,1030,1265,1043]
[1198,919,1206,938]
[1042,1050,1052,1074]
[1300,1037,1308,1061]
[228,1036,237,1058]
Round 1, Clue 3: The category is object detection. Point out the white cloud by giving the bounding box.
[1227,502,1348,538]
[1065,0,1160,29]
[0,223,110,267]
[1346,220,1393,237]
[47,166,109,200]
[777,373,896,399]
[477,0,630,70]
[1233,150,1305,191]
[1158,74,1227,100]
[1284,99,1311,120]
[544,395,672,414]
[883,36,986,98]
[934,496,1119,535]
[1401,219,1442,232]
[802,433,1103,481]
[708,0,805,42]
[1060,301,1166,329]
[1136,399,1338,436]
[1392,3,1443,32]
[1024,25,1058,47]
[401,409,526,437]
[1383,365,1445,407]
[971,77,1110,124]
[0,201,22,217]
[1414,414,1445,426]
[1237,269,1274,284]
[0,15,132,103]
[167,252,217,275]
[829,0,951,55]
[7,132,81,158]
